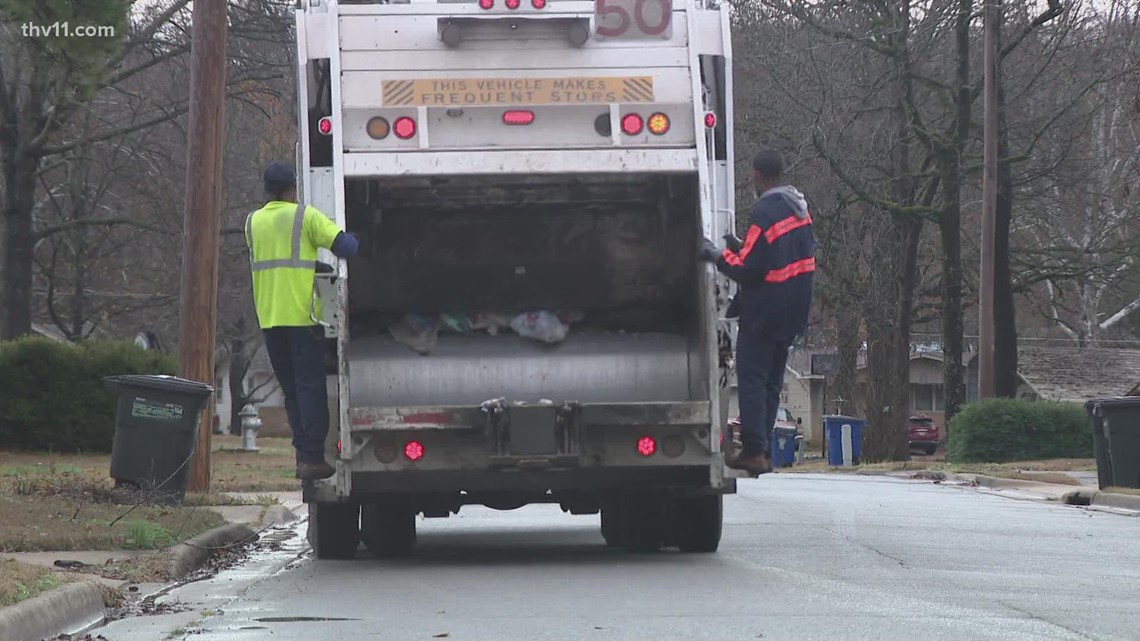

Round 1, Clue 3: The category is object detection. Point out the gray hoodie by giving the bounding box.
[758,185,809,219]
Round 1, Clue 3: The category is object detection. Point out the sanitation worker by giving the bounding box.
[245,161,358,480]
[700,149,815,476]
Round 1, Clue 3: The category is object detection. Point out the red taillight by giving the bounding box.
[506,0,520,8]
[393,117,416,139]
[318,117,333,135]
[637,436,657,457]
[502,110,535,125]
[532,0,546,7]
[337,439,342,453]
[704,112,716,128]
[479,0,493,8]
[404,440,425,462]
[621,113,643,135]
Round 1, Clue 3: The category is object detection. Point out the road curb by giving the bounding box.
[1062,489,1140,513]
[262,504,299,527]
[0,580,108,641]
[0,504,288,641]
[167,522,260,579]
[968,474,1060,490]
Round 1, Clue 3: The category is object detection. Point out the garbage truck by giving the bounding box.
[293,0,740,558]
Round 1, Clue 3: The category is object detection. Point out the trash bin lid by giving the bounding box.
[104,374,214,399]
[1088,396,1140,411]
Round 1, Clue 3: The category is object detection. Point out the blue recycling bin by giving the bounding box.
[770,426,798,468]
[824,415,865,466]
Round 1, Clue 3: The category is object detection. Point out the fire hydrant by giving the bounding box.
[239,404,261,452]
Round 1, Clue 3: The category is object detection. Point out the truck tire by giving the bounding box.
[361,503,417,558]
[600,508,624,548]
[308,502,360,560]
[621,500,664,553]
[673,494,723,553]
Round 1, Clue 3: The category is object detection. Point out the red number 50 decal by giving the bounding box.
[595,0,671,38]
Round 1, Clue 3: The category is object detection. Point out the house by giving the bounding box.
[214,347,287,436]
[966,345,1140,404]
[30,323,72,343]
[855,351,952,441]
[724,349,827,447]
[724,347,964,448]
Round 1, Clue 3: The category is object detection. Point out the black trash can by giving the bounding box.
[104,375,214,504]
[1086,399,1114,489]
[1087,397,1140,489]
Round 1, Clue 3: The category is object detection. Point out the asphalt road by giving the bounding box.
[94,474,1140,641]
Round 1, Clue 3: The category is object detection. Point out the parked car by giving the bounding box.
[908,414,939,455]
[724,408,802,445]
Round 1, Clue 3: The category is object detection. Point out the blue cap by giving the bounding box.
[263,161,296,192]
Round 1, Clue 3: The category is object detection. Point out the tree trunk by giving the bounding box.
[993,9,1019,398]
[940,0,973,425]
[939,166,966,424]
[861,2,920,463]
[862,214,920,462]
[228,319,248,436]
[1,148,39,340]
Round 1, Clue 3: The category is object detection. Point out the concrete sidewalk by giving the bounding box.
[0,491,303,575]
[935,473,1140,515]
[0,491,303,641]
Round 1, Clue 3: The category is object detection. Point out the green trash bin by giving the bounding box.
[1088,397,1140,489]
[104,375,214,504]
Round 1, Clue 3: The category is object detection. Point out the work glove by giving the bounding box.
[723,232,743,253]
[699,238,721,262]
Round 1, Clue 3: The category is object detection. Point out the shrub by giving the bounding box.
[0,337,176,452]
[946,397,1092,463]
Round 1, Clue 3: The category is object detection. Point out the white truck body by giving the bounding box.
[294,0,740,557]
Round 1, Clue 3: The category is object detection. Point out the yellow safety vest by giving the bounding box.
[244,201,342,329]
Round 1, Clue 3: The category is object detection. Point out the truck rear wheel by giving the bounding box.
[620,500,664,553]
[361,503,417,558]
[308,502,360,559]
[673,494,723,553]
[600,508,624,548]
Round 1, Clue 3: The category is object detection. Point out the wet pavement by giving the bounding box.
[91,474,1140,641]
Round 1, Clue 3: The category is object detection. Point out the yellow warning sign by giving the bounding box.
[381,77,655,107]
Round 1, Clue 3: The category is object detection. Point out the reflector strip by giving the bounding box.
[764,213,812,243]
[765,257,816,283]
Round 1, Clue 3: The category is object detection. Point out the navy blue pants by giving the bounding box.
[263,326,329,465]
[735,326,791,457]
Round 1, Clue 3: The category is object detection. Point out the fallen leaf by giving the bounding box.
[433,634,451,639]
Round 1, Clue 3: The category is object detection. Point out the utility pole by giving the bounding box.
[179,0,228,493]
[979,0,999,399]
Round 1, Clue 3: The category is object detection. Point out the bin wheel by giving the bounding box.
[308,502,360,560]
[621,499,664,553]
[673,494,723,553]
[361,503,417,558]
[600,508,624,548]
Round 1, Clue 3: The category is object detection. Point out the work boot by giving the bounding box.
[296,460,335,480]
[726,451,773,477]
